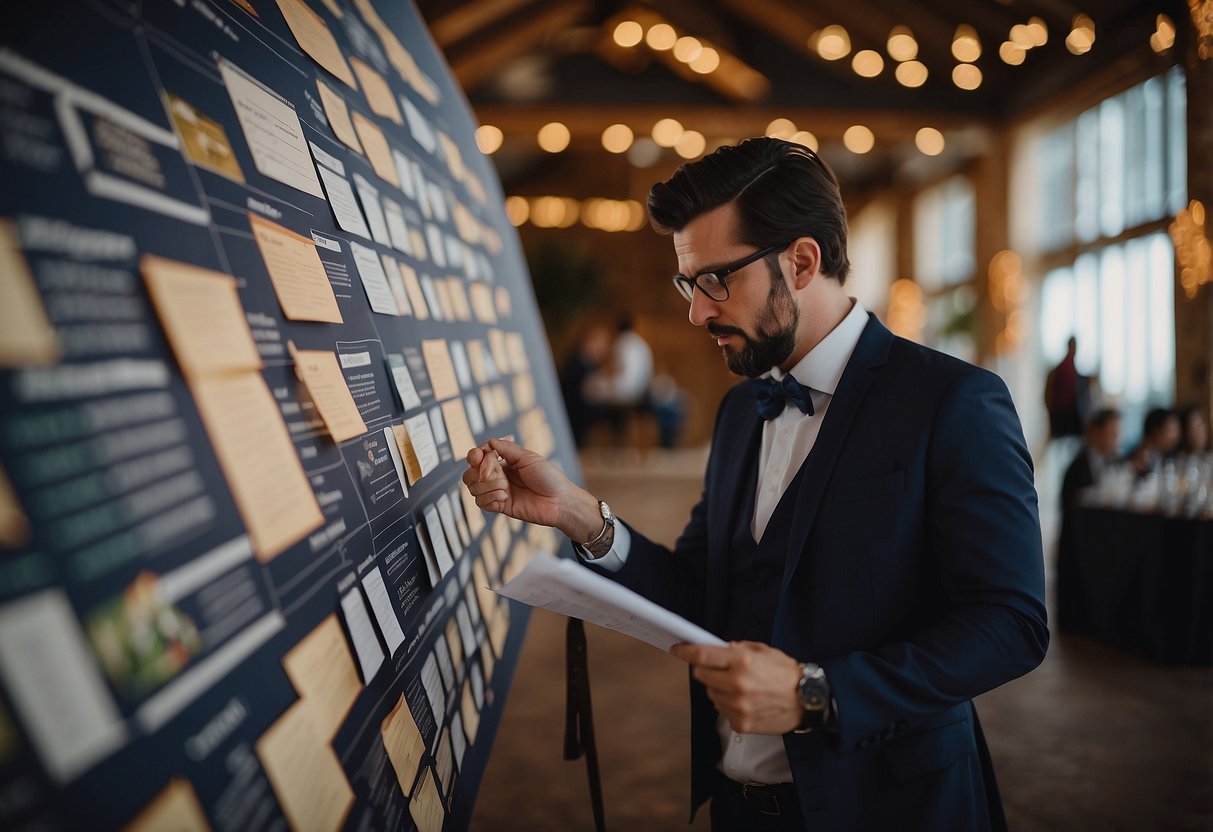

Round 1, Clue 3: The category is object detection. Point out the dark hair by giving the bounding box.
[647,137,851,283]
[1086,407,1120,430]
[1142,407,1175,437]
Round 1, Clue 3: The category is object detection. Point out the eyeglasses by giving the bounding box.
[672,242,790,303]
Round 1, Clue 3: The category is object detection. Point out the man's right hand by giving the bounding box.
[462,438,603,542]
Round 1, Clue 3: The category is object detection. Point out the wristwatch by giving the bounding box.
[793,662,830,734]
[573,500,615,560]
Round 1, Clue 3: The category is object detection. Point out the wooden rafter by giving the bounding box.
[447,0,594,91]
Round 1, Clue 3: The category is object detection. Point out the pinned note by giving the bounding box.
[409,768,445,832]
[348,241,397,315]
[274,0,356,88]
[124,779,210,832]
[0,220,59,367]
[381,695,426,797]
[351,112,401,188]
[350,58,402,125]
[440,398,477,460]
[282,615,361,740]
[316,80,363,153]
[295,350,367,443]
[255,701,354,832]
[421,339,459,401]
[249,214,343,323]
[316,166,372,239]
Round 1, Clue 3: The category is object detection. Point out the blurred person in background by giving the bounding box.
[560,324,611,448]
[1043,337,1090,442]
[1174,405,1209,459]
[1127,408,1181,477]
[583,314,654,443]
[1056,408,1121,632]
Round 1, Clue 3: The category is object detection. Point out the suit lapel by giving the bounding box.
[778,315,893,598]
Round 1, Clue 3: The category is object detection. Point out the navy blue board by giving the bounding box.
[0,1,576,830]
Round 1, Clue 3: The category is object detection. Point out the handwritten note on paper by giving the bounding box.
[249,214,342,323]
[361,566,406,655]
[409,769,445,832]
[386,354,422,410]
[282,615,361,741]
[294,350,367,443]
[440,398,477,461]
[497,552,726,652]
[351,112,401,188]
[219,59,323,198]
[191,373,323,561]
[421,339,459,401]
[274,0,356,88]
[401,263,430,320]
[140,255,261,378]
[255,701,354,832]
[422,505,455,577]
[351,173,391,247]
[381,695,426,797]
[398,414,439,481]
[0,221,58,367]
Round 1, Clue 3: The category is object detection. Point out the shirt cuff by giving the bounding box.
[575,520,631,572]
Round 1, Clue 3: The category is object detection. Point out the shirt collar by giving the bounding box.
[769,299,867,396]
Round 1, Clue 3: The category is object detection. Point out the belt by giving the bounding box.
[721,778,798,817]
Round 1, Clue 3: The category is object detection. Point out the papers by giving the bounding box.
[421,339,459,401]
[383,198,412,254]
[400,264,429,320]
[191,372,324,560]
[421,505,455,576]
[409,769,445,832]
[383,255,412,314]
[295,350,367,443]
[0,220,59,367]
[0,464,29,548]
[249,214,343,323]
[387,354,422,410]
[381,695,425,796]
[219,59,322,198]
[350,57,402,124]
[440,398,477,460]
[498,553,726,652]
[316,80,363,153]
[282,615,361,740]
[435,493,463,558]
[125,779,209,832]
[256,701,354,832]
[395,415,438,484]
[348,241,396,315]
[141,255,261,377]
[459,680,480,744]
[421,652,446,724]
[449,341,472,390]
[351,112,400,188]
[339,587,383,684]
[274,0,355,87]
[351,173,391,246]
[316,166,372,239]
[166,94,244,183]
[362,566,406,654]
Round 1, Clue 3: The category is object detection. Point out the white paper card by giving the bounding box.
[387,355,422,410]
[362,566,406,654]
[316,166,372,239]
[340,587,385,683]
[349,241,398,315]
[404,413,440,477]
[423,504,455,576]
[383,198,412,255]
[421,652,446,729]
[352,173,392,247]
[435,493,462,559]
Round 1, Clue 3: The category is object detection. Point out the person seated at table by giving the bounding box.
[1126,407,1181,477]
[1173,405,1210,460]
[1057,407,1121,633]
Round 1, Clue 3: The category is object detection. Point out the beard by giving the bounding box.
[707,265,799,378]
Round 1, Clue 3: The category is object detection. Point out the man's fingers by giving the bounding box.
[488,437,528,465]
[466,446,485,466]
[670,643,732,668]
[466,478,507,498]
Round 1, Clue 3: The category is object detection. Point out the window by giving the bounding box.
[913,176,977,361]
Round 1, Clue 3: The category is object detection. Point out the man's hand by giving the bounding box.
[670,641,803,735]
[462,438,602,541]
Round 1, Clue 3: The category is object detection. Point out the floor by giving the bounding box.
[470,446,1213,831]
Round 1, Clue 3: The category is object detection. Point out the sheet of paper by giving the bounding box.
[499,553,726,651]
[380,695,425,797]
[480,637,495,685]
[487,598,509,658]
[415,518,441,587]
[384,257,412,315]
[386,354,422,410]
[316,80,363,153]
[351,112,401,188]
[347,241,397,315]
[362,566,406,654]
[274,0,355,87]
[460,680,480,744]
[382,198,412,254]
[447,278,471,321]
[351,173,392,246]
[309,140,345,175]
[433,636,455,694]
[454,604,475,660]
[435,493,463,559]
[450,486,471,546]
[219,59,323,197]
[140,255,261,378]
[400,264,429,319]
[382,425,410,500]
[444,619,463,674]
[435,730,454,796]
[248,213,342,323]
[281,614,361,740]
[409,769,445,832]
[440,399,477,460]
[0,220,59,367]
[460,486,485,537]
[462,394,485,438]
[491,516,511,567]
[421,339,459,401]
[469,283,496,325]
[125,778,210,832]
[401,97,437,154]
[433,278,455,320]
[422,505,455,576]
[421,652,446,725]
[427,406,448,448]
[350,57,402,124]
[255,701,354,832]
[470,661,484,709]
[339,587,383,683]
[400,414,439,479]
[425,225,447,269]
[191,373,323,561]
[295,349,367,443]
[316,165,371,239]
[392,148,416,199]
[471,562,495,625]
[166,94,244,183]
[450,713,467,770]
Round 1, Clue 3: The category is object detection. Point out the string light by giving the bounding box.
[915,127,945,156]
[645,23,677,50]
[813,25,851,60]
[475,125,503,154]
[1151,14,1177,53]
[1000,41,1026,65]
[675,130,706,159]
[952,25,981,62]
[1066,15,1096,55]
[843,125,875,154]
[613,20,642,48]
[688,47,720,73]
[895,60,928,87]
[601,124,634,154]
[887,26,918,61]
[791,130,819,151]
[651,118,684,148]
[537,122,570,152]
[853,50,885,77]
[673,36,703,63]
[953,64,982,90]
[765,118,797,139]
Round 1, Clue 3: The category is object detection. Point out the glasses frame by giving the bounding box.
[672,241,791,303]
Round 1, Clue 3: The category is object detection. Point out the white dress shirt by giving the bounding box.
[584,300,869,785]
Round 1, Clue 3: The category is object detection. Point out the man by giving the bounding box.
[1126,407,1181,477]
[464,138,1048,830]
[1043,336,1087,440]
[1056,408,1121,632]
[583,314,655,442]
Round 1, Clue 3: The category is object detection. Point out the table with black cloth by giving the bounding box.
[1072,506,1213,665]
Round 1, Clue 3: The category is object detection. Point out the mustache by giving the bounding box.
[707,322,746,339]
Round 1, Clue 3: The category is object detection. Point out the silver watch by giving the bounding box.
[793,662,830,734]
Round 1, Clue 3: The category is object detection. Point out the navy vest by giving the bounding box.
[723,446,811,643]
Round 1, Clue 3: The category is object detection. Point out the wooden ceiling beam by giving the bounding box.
[717,0,857,86]
[448,0,593,91]
[429,0,539,48]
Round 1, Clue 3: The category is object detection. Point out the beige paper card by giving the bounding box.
[192,373,324,561]
[506,332,529,372]
[249,214,342,323]
[380,695,426,797]
[444,618,463,669]
[400,264,429,320]
[256,701,354,832]
[440,399,477,460]
[0,465,29,549]
[166,94,245,183]
[0,220,59,367]
[274,0,356,88]
[460,680,480,744]
[495,287,512,319]
[283,615,361,740]
[316,80,363,154]
[123,778,211,832]
[491,515,511,568]
[351,113,401,188]
[460,484,485,537]
[480,635,496,683]
[318,0,342,17]
[391,424,423,485]
[446,278,471,321]
[480,535,500,579]
[512,372,536,411]
[437,132,467,185]
[471,560,496,633]
[468,283,495,325]
[421,339,459,401]
[433,278,455,321]
[350,58,402,125]
[141,255,261,378]
[487,599,509,658]
[409,769,445,832]
[295,350,367,443]
[487,329,509,372]
[465,340,488,385]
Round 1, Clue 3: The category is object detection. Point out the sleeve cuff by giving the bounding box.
[574,520,631,572]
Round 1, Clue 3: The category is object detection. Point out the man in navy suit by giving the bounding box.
[464,138,1048,830]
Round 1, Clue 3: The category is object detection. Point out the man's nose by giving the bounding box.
[687,288,718,327]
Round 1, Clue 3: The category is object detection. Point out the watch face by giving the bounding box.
[799,676,827,710]
[600,501,613,522]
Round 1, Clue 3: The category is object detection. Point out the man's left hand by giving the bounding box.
[670,641,803,734]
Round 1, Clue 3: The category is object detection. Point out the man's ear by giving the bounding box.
[788,237,822,289]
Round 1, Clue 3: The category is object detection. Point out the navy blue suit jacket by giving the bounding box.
[596,315,1049,830]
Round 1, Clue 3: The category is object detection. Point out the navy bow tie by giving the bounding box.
[751,375,815,420]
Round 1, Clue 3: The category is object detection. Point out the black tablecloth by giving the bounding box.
[1071,507,1213,665]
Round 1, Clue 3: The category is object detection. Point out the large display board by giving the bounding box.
[0,1,575,829]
